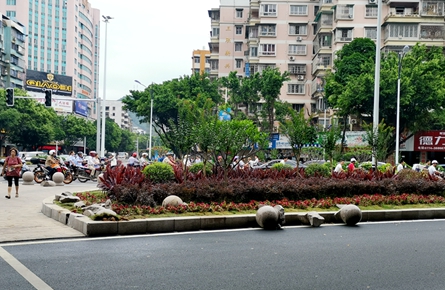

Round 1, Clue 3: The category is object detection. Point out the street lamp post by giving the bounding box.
[101,15,113,157]
[372,0,383,166]
[395,45,410,165]
[134,80,154,160]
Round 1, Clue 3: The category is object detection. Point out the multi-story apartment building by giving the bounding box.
[0,0,101,118]
[209,0,445,128]
[192,49,211,74]
[105,100,132,130]
[0,14,26,89]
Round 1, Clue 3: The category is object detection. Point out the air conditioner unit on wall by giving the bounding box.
[289,56,295,61]
[350,119,357,124]
[368,0,377,4]
[296,36,302,42]
[297,75,305,81]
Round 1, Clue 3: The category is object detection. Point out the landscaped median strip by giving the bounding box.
[41,197,445,237]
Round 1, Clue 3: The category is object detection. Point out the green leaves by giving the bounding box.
[280,109,317,169]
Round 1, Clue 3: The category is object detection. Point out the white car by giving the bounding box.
[22,151,45,162]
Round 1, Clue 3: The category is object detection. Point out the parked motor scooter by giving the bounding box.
[32,158,73,184]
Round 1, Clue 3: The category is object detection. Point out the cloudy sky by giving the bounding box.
[88,0,221,100]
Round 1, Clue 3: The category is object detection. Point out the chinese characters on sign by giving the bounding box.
[414,131,445,151]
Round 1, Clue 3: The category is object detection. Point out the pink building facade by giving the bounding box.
[209,0,445,127]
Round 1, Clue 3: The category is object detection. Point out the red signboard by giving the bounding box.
[414,131,445,151]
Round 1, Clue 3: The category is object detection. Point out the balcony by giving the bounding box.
[420,1,444,16]
[209,43,219,55]
[313,34,332,53]
[335,5,354,21]
[208,10,220,23]
[314,13,333,34]
[311,55,332,74]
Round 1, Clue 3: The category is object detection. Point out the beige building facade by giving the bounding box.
[209,0,445,127]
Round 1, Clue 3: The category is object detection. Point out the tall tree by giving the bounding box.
[122,73,222,147]
[54,114,96,152]
[1,89,59,149]
[279,109,317,170]
[259,67,290,133]
[325,38,376,152]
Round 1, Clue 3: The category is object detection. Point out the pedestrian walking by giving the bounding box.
[1,147,22,199]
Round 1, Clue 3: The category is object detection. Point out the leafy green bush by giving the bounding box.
[143,162,174,183]
[271,162,293,171]
[378,163,393,173]
[189,162,213,175]
[305,163,331,177]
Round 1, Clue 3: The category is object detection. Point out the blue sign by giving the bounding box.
[74,100,88,117]
[245,63,250,77]
[270,133,280,140]
[218,108,231,121]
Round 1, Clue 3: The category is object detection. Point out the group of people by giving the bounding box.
[66,150,104,177]
[127,152,151,168]
[334,158,444,177]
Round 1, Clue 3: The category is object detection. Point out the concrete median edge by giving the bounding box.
[41,199,445,237]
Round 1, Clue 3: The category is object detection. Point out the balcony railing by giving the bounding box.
[311,55,331,74]
[314,14,333,33]
[421,1,444,16]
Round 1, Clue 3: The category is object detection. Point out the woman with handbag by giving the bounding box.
[1,148,22,199]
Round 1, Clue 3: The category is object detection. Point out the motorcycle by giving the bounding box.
[70,161,105,183]
[33,162,73,184]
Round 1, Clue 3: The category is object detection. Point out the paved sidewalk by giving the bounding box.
[0,178,96,243]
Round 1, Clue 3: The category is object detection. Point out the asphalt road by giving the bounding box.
[1,220,444,290]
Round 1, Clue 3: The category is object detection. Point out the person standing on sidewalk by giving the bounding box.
[1,148,22,199]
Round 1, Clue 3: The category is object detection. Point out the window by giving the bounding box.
[420,25,444,39]
[288,84,305,94]
[249,64,259,75]
[288,64,306,74]
[365,27,377,40]
[6,11,16,17]
[7,0,17,5]
[194,56,200,64]
[236,59,242,69]
[421,1,444,16]
[336,4,354,19]
[249,103,263,114]
[248,27,258,38]
[260,44,276,56]
[211,27,219,38]
[260,24,276,36]
[288,44,306,55]
[290,5,307,15]
[250,46,258,57]
[292,104,305,112]
[336,28,353,41]
[386,24,418,38]
[235,26,243,35]
[260,4,277,16]
[365,5,378,17]
[235,42,243,51]
[236,9,243,18]
[289,24,307,35]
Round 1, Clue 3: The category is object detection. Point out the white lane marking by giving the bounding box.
[2,218,445,247]
[0,246,53,290]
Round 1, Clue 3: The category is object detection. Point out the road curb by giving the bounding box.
[41,198,445,237]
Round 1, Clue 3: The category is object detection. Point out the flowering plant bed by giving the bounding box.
[56,191,445,220]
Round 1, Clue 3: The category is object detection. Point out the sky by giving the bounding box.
[88,0,221,100]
